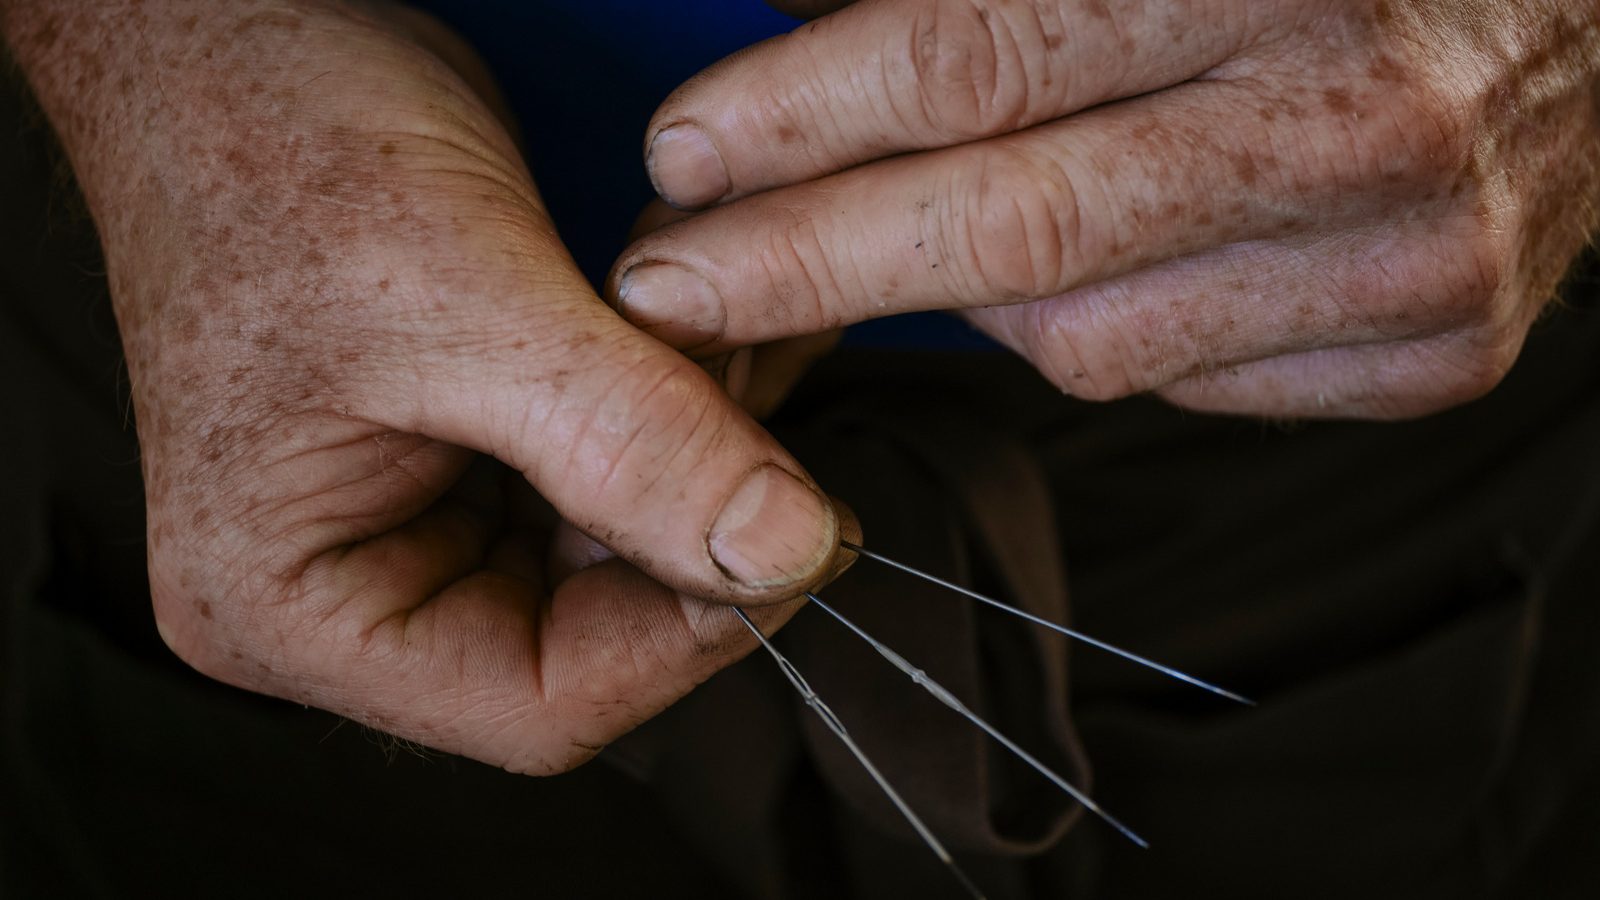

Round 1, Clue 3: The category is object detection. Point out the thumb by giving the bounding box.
[372,290,841,605]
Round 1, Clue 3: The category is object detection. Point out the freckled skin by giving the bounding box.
[2,0,852,776]
[1320,87,1355,116]
[615,0,1600,419]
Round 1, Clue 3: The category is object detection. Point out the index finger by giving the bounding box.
[235,511,848,775]
[645,0,1277,207]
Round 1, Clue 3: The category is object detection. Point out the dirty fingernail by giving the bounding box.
[617,263,726,349]
[647,123,731,209]
[710,465,834,588]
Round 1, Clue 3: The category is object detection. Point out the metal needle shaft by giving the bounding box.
[804,592,1149,849]
[731,607,987,900]
[840,541,1255,707]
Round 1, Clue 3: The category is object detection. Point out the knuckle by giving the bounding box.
[906,0,1035,138]
[1398,84,1472,165]
[473,704,608,777]
[1441,223,1513,320]
[1459,325,1521,393]
[145,484,291,688]
[766,209,854,330]
[952,146,1076,300]
[1358,81,1474,188]
[504,742,603,777]
[1431,359,1506,409]
[1406,330,1519,411]
[1028,302,1140,401]
[558,352,728,504]
[150,580,236,682]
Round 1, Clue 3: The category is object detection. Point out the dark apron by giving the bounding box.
[5,70,1599,900]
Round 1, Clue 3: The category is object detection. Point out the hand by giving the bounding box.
[609,0,1600,418]
[4,0,850,773]
[628,198,844,420]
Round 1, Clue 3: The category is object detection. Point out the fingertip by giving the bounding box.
[707,464,838,602]
[615,261,727,350]
[646,122,731,210]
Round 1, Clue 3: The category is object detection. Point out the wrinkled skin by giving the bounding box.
[1,0,856,775]
[617,0,1600,419]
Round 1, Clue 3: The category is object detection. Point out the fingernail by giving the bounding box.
[647,123,731,209]
[617,263,726,349]
[709,465,835,588]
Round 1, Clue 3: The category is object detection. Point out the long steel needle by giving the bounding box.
[804,592,1150,849]
[840,541,1255,707]
[731,607,987,900]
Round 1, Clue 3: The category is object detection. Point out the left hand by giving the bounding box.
[4,0,854,776]
[608,0,1600,419]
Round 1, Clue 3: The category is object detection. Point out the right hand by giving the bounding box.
[4,0,849,774]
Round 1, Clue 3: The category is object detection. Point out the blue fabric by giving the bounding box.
[409,0,998,349]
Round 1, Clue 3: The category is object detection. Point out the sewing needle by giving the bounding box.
[731,607,987,900]
[804,592,1150,849]
[840,541,1255,707]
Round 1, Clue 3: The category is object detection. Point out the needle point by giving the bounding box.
[839,541,1254,707]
